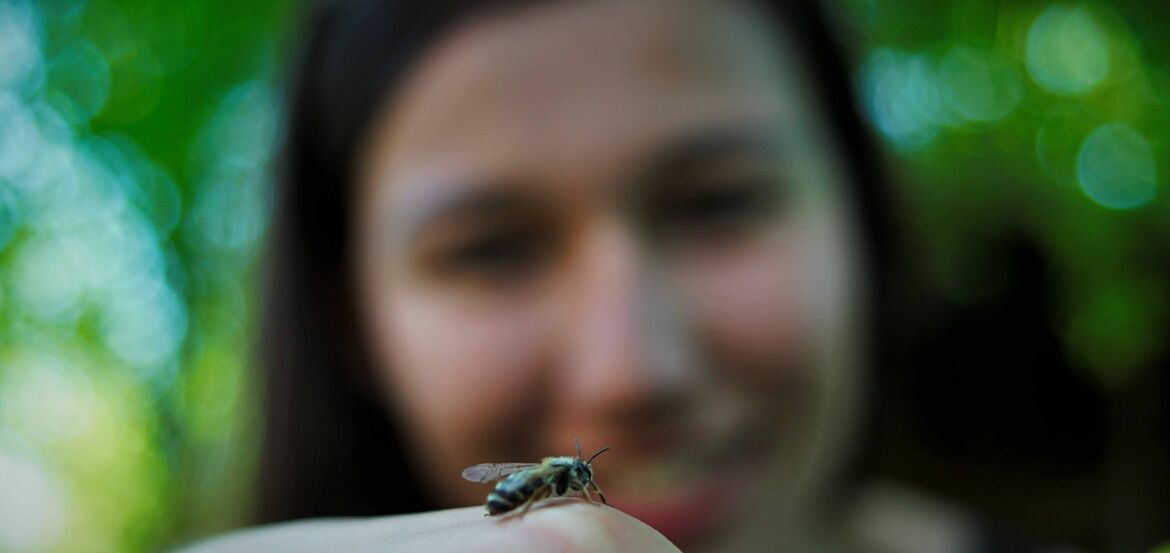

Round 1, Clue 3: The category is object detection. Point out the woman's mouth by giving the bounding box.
[607,469,751,546]
[598,429,769,547]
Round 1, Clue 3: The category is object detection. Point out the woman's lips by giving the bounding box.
[570,398,779,544]
[599,433,765,547]
[609,472,749,546]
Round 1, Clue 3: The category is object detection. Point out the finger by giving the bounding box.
[175,502,680,553]
[469,499,681,553]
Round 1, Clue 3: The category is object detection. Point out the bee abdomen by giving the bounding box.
[486,479,536,515]
[486,493,515,515]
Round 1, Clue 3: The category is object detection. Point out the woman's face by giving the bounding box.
[354,0,865,549]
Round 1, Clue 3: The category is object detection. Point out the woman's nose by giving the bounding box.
[554,219,699,419]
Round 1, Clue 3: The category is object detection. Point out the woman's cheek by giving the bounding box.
[375,291,549,489]
[682,233,816,384]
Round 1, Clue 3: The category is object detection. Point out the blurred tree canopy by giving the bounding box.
[835,0,1169,387]
[0,0,294,551]
[0,0,1165,552]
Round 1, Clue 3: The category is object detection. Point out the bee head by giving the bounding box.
[572,440,609,482]
[572,460,593,482]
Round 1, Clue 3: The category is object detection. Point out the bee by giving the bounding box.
[462,439,611,516]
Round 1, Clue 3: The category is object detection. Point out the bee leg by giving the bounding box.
[590,481,610,506]
[519,487,550,516]
[582,486,596,504]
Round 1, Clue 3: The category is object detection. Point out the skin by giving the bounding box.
[191,0,866,551]
[179,502,680,553]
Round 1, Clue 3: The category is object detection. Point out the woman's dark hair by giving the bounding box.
[257,0,892,523]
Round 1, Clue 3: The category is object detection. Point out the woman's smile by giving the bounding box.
[600,428,770,546]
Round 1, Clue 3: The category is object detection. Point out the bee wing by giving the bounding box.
[461,462,539,483]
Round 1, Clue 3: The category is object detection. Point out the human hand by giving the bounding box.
[178,499,680,553]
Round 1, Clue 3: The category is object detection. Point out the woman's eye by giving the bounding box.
[678,186,762,221]
[663,178,781,233]
[438,229,548,281]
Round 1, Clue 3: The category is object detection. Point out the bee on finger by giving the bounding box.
[462,439,611,516]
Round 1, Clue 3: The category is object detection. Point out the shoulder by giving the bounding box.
[844,481,1080,553]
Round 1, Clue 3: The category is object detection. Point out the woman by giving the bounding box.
[188,0,889,550]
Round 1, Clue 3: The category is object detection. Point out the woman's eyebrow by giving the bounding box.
[401,182,544,241]
[637,124,784,183]
[394,126,781,240]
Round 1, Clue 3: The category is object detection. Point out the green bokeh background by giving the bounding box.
[0,0,1165,551]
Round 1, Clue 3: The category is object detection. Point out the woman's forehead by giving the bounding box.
[363,0,818,176]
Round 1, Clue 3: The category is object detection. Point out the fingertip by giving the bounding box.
[505,499,681,553]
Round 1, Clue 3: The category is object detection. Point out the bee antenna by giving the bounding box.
[575,438,582,460]
[587,446,610,465]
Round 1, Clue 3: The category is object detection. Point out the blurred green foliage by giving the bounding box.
[0,0,1165,552]
[0,0,294,551]
[832,0,1170,387]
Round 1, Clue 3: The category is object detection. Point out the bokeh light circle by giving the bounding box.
[862,48,944,150]
[0,1,43,90]
[1076,123,1157,209]
[48,40,111,124]
[0,450,67,552]
[938,45,1022,123]
[1026,5,1110,95]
